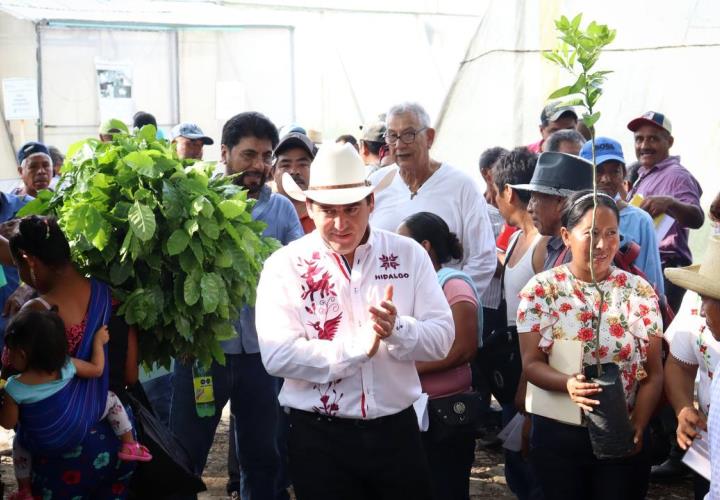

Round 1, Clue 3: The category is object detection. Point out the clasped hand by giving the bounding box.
[366,285,396,357]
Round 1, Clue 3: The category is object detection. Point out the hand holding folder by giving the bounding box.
[525,339,584,425]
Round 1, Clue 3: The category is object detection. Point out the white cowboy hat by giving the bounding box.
[282,142,395,205]
[665,235,720,301]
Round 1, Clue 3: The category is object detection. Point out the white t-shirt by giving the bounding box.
[666,293,720,416]
[369,163,496,300]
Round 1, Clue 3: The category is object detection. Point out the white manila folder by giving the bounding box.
[525,339,583,426]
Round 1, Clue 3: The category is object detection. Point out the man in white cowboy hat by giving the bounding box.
[256,142,454,500]
[664,236,720,499]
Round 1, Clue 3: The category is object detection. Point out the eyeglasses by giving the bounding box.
[383,127,427,145]
[238,150,274,166]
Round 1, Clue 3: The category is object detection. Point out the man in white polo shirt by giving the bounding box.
[255,143,454,500]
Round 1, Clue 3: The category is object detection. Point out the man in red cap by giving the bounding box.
[626,111,704,314]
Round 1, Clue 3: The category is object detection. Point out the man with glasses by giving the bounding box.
[369,102,496,300]
[169,111,303,500]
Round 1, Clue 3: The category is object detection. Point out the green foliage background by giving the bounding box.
[19,126,280,368]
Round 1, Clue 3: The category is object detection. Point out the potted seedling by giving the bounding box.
[544,14,635,459]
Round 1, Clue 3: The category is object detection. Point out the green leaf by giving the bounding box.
[200,273,222,313]
[213,322,237,341]
[199,217,220,240]
[547,85,575,100]
[16,190,53,217]
[124,151,153,170]
[175,315,193,341]
[138,124,157,143]
[167,228,190,256]
[109,260,133,286]
[218,199,248,219]
[128,201,156,242]
[583,111,601,129]
[184,274,200,306]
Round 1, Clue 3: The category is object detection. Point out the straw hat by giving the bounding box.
[282,142,395,205]
[665,236,720,301]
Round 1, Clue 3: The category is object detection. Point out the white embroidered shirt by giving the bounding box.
[255,228,454,419]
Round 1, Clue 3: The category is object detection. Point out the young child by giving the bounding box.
[0,309,151,500]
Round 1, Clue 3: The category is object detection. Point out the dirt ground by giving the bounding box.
[0,413,694,499]
[194,410,694,500]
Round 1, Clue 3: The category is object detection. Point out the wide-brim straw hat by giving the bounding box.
[665,236,720,301]
[282,142,395,205]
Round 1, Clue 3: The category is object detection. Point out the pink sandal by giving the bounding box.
[118,442,153,462]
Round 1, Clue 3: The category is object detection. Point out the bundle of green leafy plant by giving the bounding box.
[19,126,280,368]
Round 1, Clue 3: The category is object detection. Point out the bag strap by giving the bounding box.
[499,231,521,300]
[553,245,571,267]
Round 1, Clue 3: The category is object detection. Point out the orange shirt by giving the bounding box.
[300,213,315,234]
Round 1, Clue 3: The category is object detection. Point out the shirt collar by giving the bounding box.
[638,155,680,176]
[547,235,564,251]
[312,225,376,259]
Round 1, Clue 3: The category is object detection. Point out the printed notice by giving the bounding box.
[2,78,39,120]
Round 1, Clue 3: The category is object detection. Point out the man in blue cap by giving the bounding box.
[580,137,664,295]
[12,141,53,197]
[171,122,214,160]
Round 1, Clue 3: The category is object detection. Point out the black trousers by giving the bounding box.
[421,421,476,500]
[287,407,433,500]
[530,416,650,500]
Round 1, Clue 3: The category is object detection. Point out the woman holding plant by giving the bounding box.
[517,191,663,499]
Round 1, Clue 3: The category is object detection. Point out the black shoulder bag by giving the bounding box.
[476,235,523,404]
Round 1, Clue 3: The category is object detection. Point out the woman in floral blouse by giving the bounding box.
[517,190,663,500]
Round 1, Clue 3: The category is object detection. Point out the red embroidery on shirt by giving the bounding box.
[308,315,342,341]
[313,380,344,416]
[299,253,346,412]
[299,253,337,302]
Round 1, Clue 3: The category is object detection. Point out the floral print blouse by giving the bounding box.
[516,265,661,411]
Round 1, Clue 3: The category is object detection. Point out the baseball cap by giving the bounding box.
[359,121,386,143]
[274,132,316,159]
[99,118,129,135]
[540,101,578,126]
[627,111,672,135]
[170,122,214,145]
[580,137,625,166]
[17,141,50,164]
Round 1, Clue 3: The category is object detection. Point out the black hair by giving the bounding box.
[478,146,509,171]
[401,212,463,264]
[361,140,383,156]
[10,216,71,267]
[544,129,586,153]
[133,111,157,129]
[493,147,537,205]
[336,134,358,147]
[221,112,279,149]
[5,308,68,373]
[562,189,620,231]
[625,161,640,184]
[48,146,64,166]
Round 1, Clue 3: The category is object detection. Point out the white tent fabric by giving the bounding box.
[434,0,720,218]
[0,0,481,182]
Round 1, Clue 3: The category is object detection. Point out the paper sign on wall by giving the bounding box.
[95,60,134,124]
[1,78,39,121]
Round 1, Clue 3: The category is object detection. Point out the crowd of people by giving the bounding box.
[0,100,719,500]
